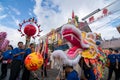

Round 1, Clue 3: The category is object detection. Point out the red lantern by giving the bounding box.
[24,24,36,37]
[89,16,94,23]
[103,8,108,16]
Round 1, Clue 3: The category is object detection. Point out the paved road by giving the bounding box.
[29,68,59,80]
[0,63,115,80]
[0,63,59,80]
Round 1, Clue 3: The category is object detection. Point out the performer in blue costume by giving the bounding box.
[9,42,25,80]
[64,65,80,80]
[107,49,118,80]
[22,43,35,80]
[0,45,13,79]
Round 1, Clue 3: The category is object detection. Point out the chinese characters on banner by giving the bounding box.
[88,8,110,24]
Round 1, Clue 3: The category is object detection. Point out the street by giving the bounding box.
[0,63,59,80]
[0,63,115,80]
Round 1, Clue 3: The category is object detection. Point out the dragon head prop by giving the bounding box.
[52,24,98,66]
[52,24,104,79]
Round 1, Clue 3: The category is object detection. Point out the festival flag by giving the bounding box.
[43,37,49,67]
[45,37,48,54]
[41,37,48,58]
[72,10,75,19]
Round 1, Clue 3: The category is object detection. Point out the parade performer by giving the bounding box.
[9,42,25,80]
[51,23,105,80]
[18,17,43,80]
[22,43,35,80]
[0,45,13,79]
[107,49,119,80]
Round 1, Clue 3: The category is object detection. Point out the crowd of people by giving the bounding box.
[0,41,48,80]
[0,41,120,80]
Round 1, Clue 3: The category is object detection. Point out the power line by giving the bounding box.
[81,0,118,21]
[101,0,118,10]
[88,0,119,25]
[96,15,120,30]
[89,8,120,26]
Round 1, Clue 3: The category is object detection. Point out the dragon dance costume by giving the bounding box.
[51,24,106,80]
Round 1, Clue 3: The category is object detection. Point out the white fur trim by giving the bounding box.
[51,50,81,66]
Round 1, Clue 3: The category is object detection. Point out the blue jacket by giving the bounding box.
[23,48,32,59]
[12,48,25,61]
[2,50,13,60]
[108,54,117,63]
[116,54,120,62]
[25,48,32,56]
[67,70,80,80]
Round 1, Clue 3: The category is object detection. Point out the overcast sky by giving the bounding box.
[0,0,120,47]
